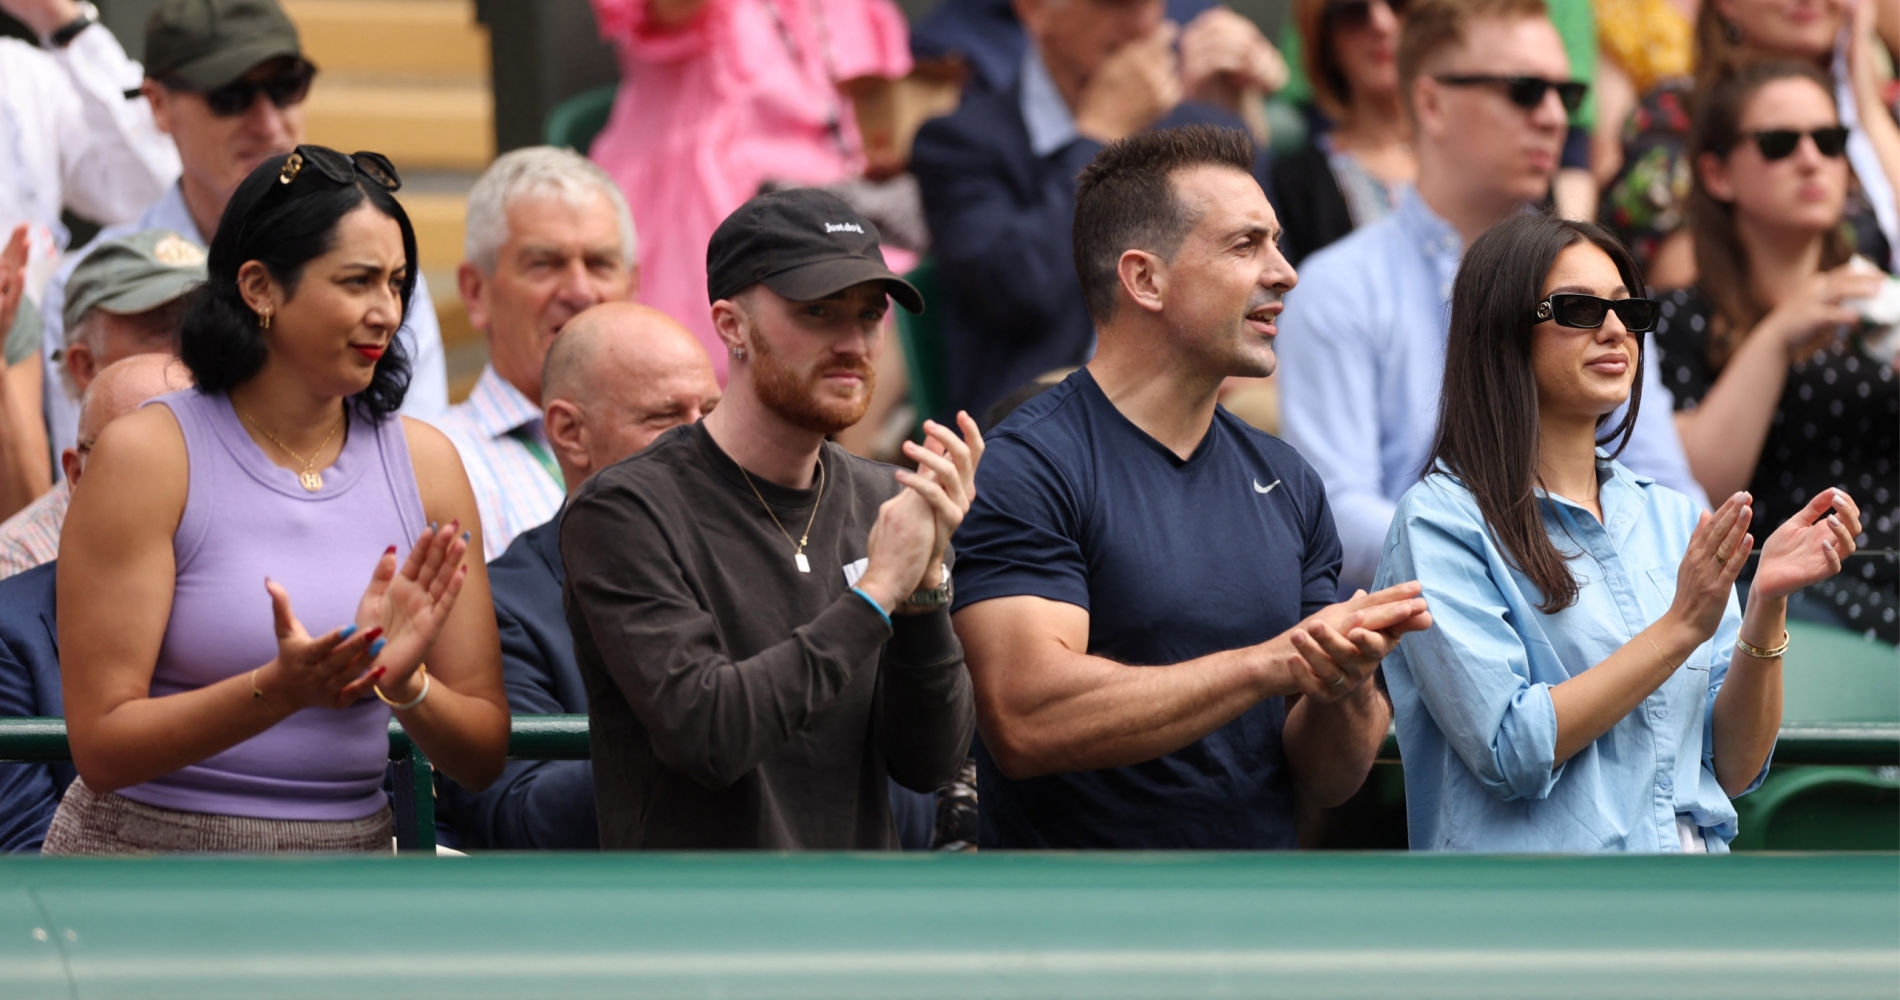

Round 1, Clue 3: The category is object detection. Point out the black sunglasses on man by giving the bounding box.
[173,58,317,118]
[1435,74,1588,114]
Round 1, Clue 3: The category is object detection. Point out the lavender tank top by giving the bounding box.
[115,389,428,821]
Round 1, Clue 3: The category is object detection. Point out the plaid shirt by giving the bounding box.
[0,480,69,580]
[428,365,564,561]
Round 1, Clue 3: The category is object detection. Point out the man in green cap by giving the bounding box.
[33,0,448,476]
[0,225,206,579]
[55,228,203,400]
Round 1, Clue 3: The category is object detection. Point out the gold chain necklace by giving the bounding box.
[736,455,825,573]
[235,403,345,492]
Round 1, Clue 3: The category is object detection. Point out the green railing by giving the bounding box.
[4,715,1895,852]
[1,853,1895,998]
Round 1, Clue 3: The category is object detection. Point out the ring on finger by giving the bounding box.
[1715,550,1730,565]
[1329,674,1349,691]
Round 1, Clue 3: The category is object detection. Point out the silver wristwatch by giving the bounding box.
[901,563,952,610]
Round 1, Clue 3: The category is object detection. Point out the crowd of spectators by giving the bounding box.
[0,0,1892,856]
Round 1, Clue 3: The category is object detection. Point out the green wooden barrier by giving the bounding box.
[0,852,1892,999]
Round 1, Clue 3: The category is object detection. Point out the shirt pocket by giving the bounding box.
[1643,565,1711,672]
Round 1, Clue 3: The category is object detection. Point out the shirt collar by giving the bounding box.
[1020,47,1078,158]
[466,364,543,441]
[146,183,204,245]
[1532,452,1654,542]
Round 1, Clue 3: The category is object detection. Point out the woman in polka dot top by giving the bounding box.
[1652,61,1898,642]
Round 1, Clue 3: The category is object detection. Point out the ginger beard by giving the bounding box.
[744,321,878,435]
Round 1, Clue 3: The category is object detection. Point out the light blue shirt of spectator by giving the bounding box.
[1373,457,1767,853]
[1278,191,1709,595]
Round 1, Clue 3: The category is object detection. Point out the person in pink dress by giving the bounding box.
[589,0,914,385]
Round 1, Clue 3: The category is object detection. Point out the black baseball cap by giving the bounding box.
[706,188,923,313]
[144,0,304,91]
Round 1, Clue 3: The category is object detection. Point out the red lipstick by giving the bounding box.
[354,345,385,361]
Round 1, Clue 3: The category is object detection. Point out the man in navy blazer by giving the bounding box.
[910,0,1285,424]
[437,303,721,849]
[0,562,71,853]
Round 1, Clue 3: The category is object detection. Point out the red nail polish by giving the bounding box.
[384,545,397,555]
[364,627,384,642]
[370,667,386,679]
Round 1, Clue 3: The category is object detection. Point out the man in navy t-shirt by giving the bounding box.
[950,124,1434,849]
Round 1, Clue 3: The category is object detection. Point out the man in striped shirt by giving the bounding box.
[431,147,639,560]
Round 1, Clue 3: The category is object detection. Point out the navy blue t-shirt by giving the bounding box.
[951,368,1342,849]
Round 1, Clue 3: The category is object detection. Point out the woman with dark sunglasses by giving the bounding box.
[1270,0,1416,267]
[1649,61,1898,643]
[1372,213,1859,851]
[1600,0,1899,288]
[45,146,508,854]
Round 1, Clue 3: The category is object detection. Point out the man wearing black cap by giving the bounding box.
[34,0,448,471]
[559,188,980,850]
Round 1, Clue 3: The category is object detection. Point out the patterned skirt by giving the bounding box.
[41,778,394,855]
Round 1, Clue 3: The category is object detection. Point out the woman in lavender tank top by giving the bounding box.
[47,147,507,854]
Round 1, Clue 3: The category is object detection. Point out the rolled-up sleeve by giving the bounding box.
[1381,510,1565,801]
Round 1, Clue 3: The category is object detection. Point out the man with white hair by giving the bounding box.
[433,145,639,559]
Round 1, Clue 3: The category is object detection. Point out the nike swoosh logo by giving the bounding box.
[1253,479,1281,495]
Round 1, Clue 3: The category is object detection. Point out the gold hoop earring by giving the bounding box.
[259,310,273,331]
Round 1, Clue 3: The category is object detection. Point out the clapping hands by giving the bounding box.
[352,522,472,696]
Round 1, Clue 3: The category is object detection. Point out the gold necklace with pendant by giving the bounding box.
[235,402,345,493]
[736,454,825,573]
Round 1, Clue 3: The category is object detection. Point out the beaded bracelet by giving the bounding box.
[375,664,431,710]
[1735,630,1791,660]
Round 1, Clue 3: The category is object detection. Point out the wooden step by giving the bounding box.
[401,190,469,274]
[284,0,488,82]
[304,81,493,171]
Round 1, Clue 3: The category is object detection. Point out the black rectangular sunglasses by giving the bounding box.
[278,145,402,192]
[1435,74,1589,114]
[1535,293,1659,332]
[1324,0,1407,27]
[191,59,317,118]
[1752,126,1850,161]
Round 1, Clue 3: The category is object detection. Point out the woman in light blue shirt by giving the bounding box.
[1374,213,1863,852]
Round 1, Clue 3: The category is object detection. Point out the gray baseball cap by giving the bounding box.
[63,230,207,334]
[144,0,304,91]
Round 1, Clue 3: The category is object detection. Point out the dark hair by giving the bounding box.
[1426,213,1645,613]
[1073,125,1256,324]
[1686,60,1849,367]
[180,148,418,420]
[1295,0,1355,119]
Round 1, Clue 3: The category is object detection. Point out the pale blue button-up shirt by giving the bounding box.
[1374,458,1768,852]
[1278,191,1709,595]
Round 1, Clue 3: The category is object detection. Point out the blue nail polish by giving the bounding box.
[428,521,437,532]
[339,624,357,640]
[461,530,471,542]
[369,638,386,657]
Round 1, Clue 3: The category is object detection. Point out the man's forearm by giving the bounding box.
[1281,682,1390,808]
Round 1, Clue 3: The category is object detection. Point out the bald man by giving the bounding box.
[0,353,192,579]
[438,303,720,849]
[0,354,193,852]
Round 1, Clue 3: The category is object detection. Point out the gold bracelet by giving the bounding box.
[374,663,430,710]
[250,667,265,701]
[1641,632,1678,670]
[1735,630,1790,660]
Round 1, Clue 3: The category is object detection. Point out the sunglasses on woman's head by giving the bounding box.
[1434,74,1589,114]
[1534,293,1659,332]
[1324,0,1406,28]
[1750,126,1849,161]
[184,60,316,118]
[278,145,402,192]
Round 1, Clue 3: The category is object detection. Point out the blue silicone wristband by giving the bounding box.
[849,586,892,627]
